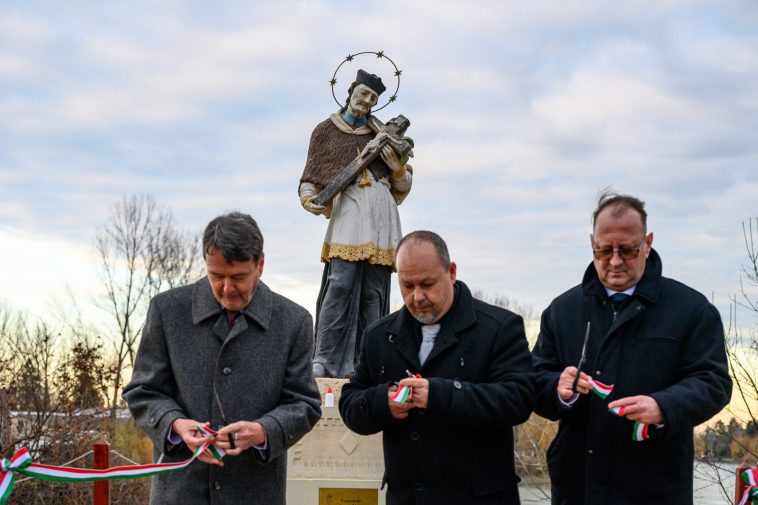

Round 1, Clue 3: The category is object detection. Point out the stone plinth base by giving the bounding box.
[286,379,386,505]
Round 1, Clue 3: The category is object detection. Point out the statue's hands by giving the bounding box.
[301,195,325,215]
[380,144,403,173]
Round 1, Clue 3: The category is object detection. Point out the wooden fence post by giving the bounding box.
[0,389,10,453]
[94,438,110,505]
[736,463,751,505]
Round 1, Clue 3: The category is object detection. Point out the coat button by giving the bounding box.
[595,370,602,376]
[453,380,462,390]
[214,481,221,490]
[410,432,420,441]
[414,483,423,492]
[149,416,155,424]
[223,367,232,376]
[588,449,594,455]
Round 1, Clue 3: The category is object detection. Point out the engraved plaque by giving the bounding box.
[319,488,378,505]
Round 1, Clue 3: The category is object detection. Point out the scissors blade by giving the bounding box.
[571,322,591,393]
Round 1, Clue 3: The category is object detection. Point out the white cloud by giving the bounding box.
[0,0,755,325]
[0,227,102,318]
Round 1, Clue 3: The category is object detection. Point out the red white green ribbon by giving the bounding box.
[608,405,626,416]
[740,468,758,505]
[608,405,650,442]
[0,425,224,505]
[391,371,421,403]
[391,385,412,403]
[632,421,650,441]
[589,378,614,399]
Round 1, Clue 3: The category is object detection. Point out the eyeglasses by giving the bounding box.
[592,237,646,261]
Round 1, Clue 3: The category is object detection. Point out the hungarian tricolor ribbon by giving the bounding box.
[589,378,614,399]
[608,405,650,441]
[391,370,421,403]
[740,468,758,505]
[391,385,412,403]
[0,424,224,505]
[632,421,650,441]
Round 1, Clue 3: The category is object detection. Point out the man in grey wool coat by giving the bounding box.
[123,211,321,505]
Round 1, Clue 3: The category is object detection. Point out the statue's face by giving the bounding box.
[347,84,378,118]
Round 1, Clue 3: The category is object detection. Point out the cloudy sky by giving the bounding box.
[1,0,757,328]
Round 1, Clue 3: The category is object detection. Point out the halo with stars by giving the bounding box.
[330,50,402,112]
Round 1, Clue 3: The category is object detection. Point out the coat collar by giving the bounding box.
[191,276,273,331]
[386,281,477,369]
[581,248,663,305]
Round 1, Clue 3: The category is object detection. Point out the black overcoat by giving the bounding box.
[532,249,731,505]
[340,281,535,505]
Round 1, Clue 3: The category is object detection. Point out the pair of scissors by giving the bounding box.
[571,322,591,393]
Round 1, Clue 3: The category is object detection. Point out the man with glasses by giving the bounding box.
[532,191,731,505]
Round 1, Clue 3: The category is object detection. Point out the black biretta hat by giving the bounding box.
[355,69,386,96]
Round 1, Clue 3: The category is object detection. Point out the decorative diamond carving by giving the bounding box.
[339,432,359,455]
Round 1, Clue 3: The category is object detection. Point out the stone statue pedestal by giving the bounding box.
[286,378,386,505]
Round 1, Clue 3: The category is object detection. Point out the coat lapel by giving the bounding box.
[386,309,422,370]
[423,282,476,368]
[192,278,225,340]
[191,277,272,343]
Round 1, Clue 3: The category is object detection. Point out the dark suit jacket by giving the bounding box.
[340,281,535,505]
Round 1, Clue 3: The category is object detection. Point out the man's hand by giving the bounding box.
[301,195,325,215]
[217,421,267,457]
[557,366,592,401]
[399,377,430,409]
[387,385,415,419]
[171,419,224,467]
[607,395,664,424]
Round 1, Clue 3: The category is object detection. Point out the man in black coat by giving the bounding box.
[340,230,535,505]
[532,191,732,505]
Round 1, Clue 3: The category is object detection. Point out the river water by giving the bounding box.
[518,460,739,504]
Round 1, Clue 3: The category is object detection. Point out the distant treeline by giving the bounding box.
[698,417,758,461]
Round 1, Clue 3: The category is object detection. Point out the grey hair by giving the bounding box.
[203,212,264,263]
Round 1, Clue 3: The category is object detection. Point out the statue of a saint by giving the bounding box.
[299,69,413,378]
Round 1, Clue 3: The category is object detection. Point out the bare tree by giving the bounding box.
[695,218,758,503]
[723,218,758,431]
[95,194,200,415]
[0,308,152,504]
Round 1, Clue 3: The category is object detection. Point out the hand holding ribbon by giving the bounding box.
[388,371,423,419]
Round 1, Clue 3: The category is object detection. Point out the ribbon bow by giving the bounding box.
[0,425,224,505]
[0,449,33,503]
[740,468,758,505]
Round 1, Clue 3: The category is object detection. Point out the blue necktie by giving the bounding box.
[609,293,630,312]
[609,293,630,304]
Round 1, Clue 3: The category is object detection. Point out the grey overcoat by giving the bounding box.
[123,278,321,505]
